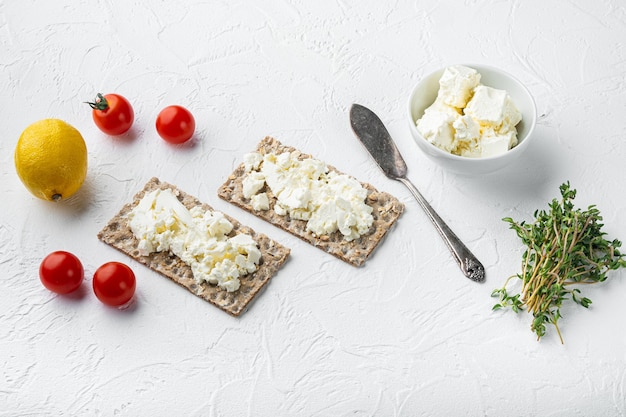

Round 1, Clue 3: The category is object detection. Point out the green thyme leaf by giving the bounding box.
[492,182,626,343]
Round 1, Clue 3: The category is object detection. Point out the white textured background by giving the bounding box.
[2,1,626,416]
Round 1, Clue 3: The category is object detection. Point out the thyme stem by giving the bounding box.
[492,182,626,343]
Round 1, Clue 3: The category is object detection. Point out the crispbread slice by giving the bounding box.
[97,177,290,317]
[217,136,405,267]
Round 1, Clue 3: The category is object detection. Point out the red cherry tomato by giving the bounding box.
[155,105,195,144]
[92,262,136,307]
[88,93,134,135]
[39,251,84,294]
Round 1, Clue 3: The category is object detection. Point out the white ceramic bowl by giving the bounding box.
[407,64,537,175]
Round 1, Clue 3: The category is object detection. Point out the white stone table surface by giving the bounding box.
[1,1,625,415]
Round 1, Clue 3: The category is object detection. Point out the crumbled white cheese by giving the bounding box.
[416,65,522,158]
[437,65,481,108]
[242,172,265,199]
[416,100,461,153]
[466,85,521,128]
[274,202,287,216]
[306,174,372,241]
[243,151,374,241]
[127,188,261,292]
[251,193,270,211]
[243,152,263,172]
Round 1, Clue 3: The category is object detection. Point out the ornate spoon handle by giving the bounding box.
[397,177,485,282]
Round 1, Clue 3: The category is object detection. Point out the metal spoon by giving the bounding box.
[349,103,485,282]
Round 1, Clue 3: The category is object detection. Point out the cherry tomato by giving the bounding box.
[39,251,84,294]
[92,262,136,307]
[155,105,195,144]
[87,93,134,135]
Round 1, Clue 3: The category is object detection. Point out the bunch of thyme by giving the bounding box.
[492,182,626,343]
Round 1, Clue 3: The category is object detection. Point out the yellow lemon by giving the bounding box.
[14,119,88,202]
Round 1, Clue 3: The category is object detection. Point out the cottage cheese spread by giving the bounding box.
[416,65,522,158]
[128,188,261,292]
[242,151,374,241]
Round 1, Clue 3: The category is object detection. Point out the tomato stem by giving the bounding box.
[86,93,109,111]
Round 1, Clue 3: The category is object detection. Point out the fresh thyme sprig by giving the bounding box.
[492,182,626,343]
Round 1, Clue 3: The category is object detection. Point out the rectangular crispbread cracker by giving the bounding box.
[97,177,290,316]
[217,136,405,267]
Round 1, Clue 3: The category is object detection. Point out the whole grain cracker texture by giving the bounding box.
[217,136,404,267]
[97,177,291,317]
